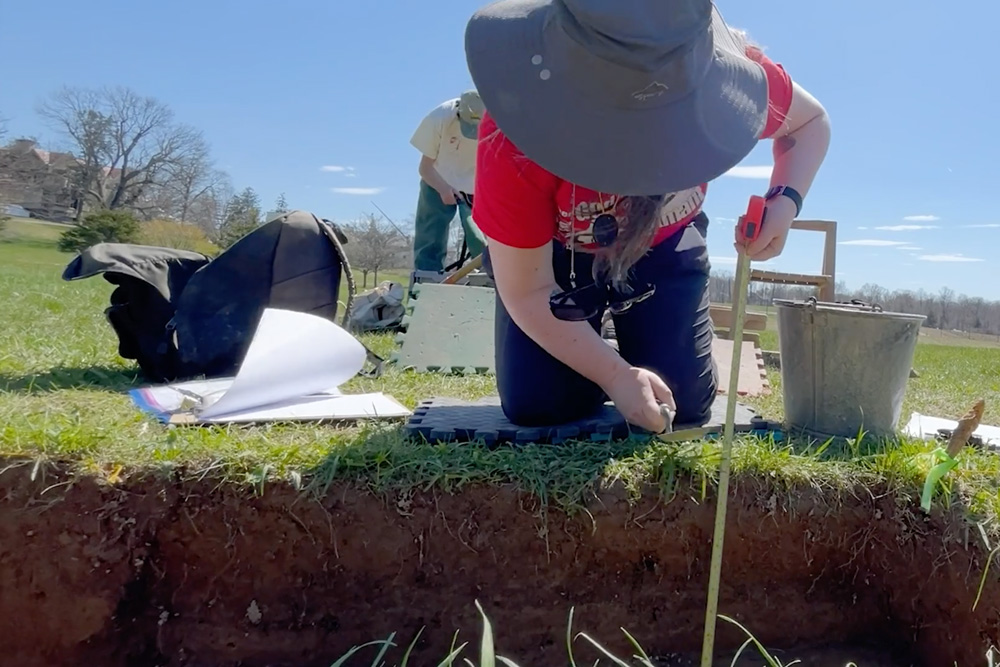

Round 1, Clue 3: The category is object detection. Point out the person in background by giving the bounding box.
[409,90,487,272]
[465,0,831,434]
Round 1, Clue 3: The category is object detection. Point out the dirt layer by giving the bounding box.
[1,461,998,667]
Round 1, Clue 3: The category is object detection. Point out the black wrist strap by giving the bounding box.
[765,185,803,217]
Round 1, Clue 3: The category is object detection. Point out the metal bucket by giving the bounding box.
[774,298,926,439]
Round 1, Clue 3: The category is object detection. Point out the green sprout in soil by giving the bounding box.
[320,602,865,667]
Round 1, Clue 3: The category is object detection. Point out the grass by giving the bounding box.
[3,219,1000,665]
[1,219,999,527]
[319,602,864,666]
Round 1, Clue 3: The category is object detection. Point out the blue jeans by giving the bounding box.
[485,213,718,427]
[412,179,486,272]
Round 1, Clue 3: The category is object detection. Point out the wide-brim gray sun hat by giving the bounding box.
[465,0,771,195]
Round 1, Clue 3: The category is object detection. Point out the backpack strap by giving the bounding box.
[358,341,385,378]
[316,217,357,327]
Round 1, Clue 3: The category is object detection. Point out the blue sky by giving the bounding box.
[2,0,998,300]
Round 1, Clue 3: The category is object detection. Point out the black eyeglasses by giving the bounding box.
[549,280,656,322]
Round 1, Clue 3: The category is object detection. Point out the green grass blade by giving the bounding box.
[475,599,496,667]
[619,627,655,666]
[399,626,425,667]
[718,615,782,667]
[729,637,755,667]
[368,631,396,667]
[435,642,469,667]
[566,606,579,667]
[574,632,632,667]
[329,638,394,667]
[974,547,1000,611]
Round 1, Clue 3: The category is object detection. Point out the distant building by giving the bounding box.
[0,139,82,221]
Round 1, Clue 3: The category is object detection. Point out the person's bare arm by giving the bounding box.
[744,81,831,259]
[769,82,831,201]
[418,155,457,203]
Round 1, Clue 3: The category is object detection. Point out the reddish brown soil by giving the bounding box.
[1,460,998,667]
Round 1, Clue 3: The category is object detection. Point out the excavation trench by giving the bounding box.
[0,461,997,667]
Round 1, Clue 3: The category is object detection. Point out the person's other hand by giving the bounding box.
[604,366,675,433]
[734,194,797,261]
[439,189,457,206]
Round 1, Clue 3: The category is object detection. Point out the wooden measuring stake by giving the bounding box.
[441,254,484,285]
[699,195,765,666]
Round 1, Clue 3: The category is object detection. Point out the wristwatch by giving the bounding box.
[764,185,803,217]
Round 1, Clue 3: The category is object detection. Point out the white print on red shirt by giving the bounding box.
[554,184,707,249]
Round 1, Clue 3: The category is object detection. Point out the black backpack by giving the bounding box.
[63,210,377,382]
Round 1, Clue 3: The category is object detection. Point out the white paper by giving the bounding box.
[129,307,410,424]
[201,390,410,423]
[199,308,367,419]
[902,412,1000,448]
[132,380,409,423]
[133,378,235,415]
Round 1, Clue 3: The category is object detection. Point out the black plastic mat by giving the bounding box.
[404,395,772,446]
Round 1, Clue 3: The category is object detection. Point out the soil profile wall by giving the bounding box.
[0,462,997,666]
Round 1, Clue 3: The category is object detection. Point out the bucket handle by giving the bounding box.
[798,296,884,313]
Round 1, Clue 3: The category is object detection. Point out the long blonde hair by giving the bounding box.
[592,196,662,292]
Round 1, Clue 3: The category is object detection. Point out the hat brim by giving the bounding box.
[465,0,769,195]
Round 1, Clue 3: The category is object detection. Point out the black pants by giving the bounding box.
[485,213,718,427]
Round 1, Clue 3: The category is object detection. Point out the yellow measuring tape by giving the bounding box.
[699,198,763,665]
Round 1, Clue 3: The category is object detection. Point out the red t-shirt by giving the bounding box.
[471,48,795,251]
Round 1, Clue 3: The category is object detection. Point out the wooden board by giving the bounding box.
[711,337,770,397]
[604,336,769,397]
[709,306,768,332]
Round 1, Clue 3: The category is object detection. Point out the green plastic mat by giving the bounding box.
[390,283,496,374]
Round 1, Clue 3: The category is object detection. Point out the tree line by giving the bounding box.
[4,89,996,332]
[0,85,272,249]
[710,271,1000,337]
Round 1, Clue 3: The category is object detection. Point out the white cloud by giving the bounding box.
[903,214,940,222]
[723,165,772,179]
[332,187,384,195]
[321,165,356,173]
[838,239,910,247]
[965,223,1000,228]
[874,224,939,231]
[916,253,984,263]
[709,255,775,267]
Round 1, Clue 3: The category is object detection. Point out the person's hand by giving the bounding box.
[733,194,797,261]
[439,189,457,206]
[604,366,676,433]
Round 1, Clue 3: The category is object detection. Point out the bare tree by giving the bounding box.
[0,114,9,218]
[938,287,956,329]
[159,135,229,223]
[342,212,407,288]
[180,174,232,235]
[37,85,203,214]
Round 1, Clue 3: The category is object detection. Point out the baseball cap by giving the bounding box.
[457,89,485,140]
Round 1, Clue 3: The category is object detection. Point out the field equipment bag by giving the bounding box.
[346,281,406,333]
[63,210,382,382]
